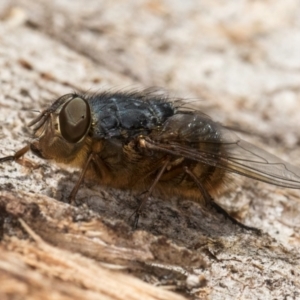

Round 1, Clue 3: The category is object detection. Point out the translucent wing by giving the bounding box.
[214,138,300,188]
[147,113,300,189]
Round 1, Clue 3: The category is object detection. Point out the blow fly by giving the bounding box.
[1,90,300,232]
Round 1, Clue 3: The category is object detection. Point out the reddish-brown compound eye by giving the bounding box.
[59,97,91,143]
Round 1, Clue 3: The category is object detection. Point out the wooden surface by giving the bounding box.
[0,1,300,299]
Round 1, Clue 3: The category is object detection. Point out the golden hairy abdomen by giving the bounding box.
[83,138,226,203]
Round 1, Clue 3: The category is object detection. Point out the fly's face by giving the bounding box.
[29,94,92,163]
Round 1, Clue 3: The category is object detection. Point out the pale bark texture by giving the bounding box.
[0,1,300,299]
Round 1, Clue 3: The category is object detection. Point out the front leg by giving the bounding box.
[68,152,94,204]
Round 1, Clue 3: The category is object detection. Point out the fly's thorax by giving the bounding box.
[87,92,176,140]
[29,94,92,164]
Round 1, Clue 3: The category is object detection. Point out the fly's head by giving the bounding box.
[29,94,92,163]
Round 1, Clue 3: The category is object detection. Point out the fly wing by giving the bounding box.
[148,112,300,189]
[217,132,300,188]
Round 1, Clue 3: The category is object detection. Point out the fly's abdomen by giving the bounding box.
[88,91,176,139]
[148,112,226,196]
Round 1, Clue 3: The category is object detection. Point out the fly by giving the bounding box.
[1,90,300,233]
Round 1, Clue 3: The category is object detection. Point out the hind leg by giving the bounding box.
[184,166,261,234]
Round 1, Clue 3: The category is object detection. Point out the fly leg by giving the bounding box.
[0,144,30,163]
[131,158,170,229]
[68,142,106,204]
[184,166,261,234]
[67,152,94,204]
[0,144,38,169]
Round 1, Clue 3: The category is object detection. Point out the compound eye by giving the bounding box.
[59,97,91,143]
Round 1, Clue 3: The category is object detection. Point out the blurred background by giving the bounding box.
[1,0,300,149]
